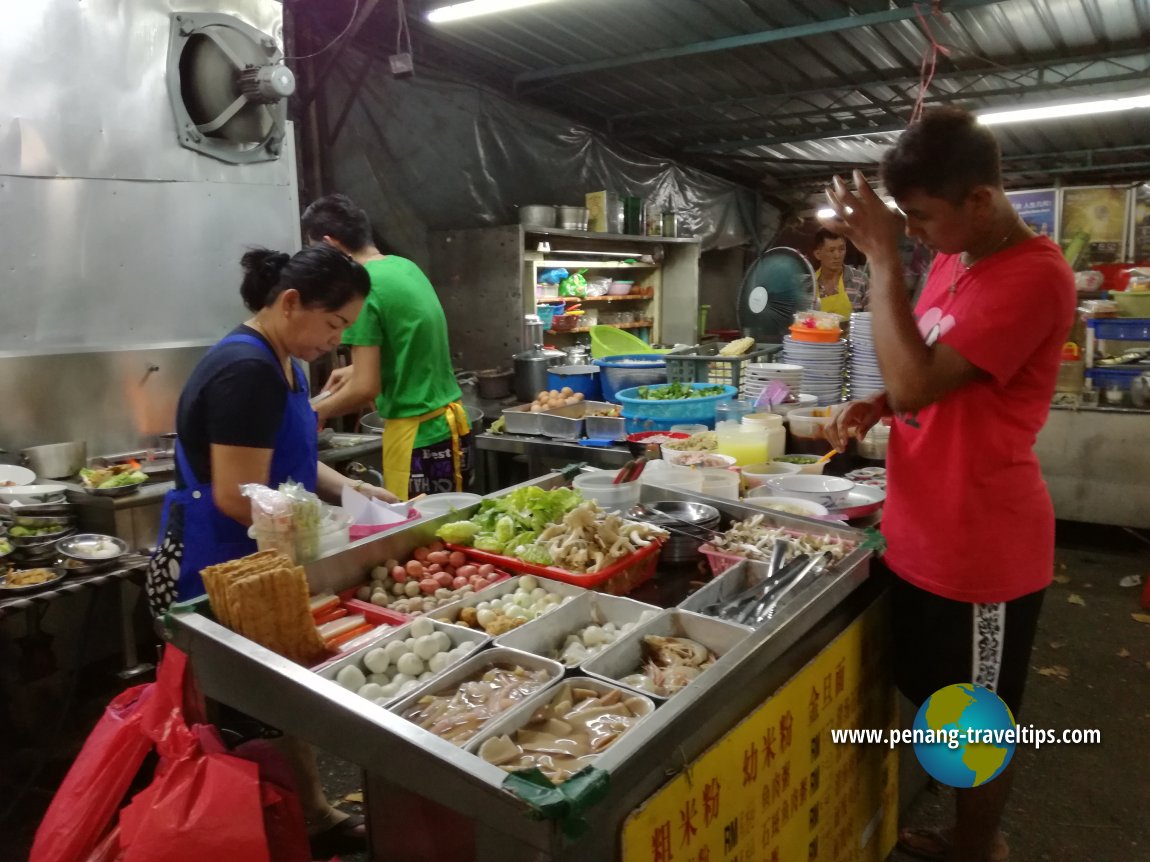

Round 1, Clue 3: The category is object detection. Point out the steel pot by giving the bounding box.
[476,368,514,400]
[518,205,556,227]
[21,442,87,479]
[513,348,566,403]
[556,205,588,231]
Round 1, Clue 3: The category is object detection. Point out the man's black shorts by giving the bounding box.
[889,571,1046,717]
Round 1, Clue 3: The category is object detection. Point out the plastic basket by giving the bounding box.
[1087,318,1150,340]
[1085,366,1145,390]
[698,544,745,578]
[614,383,738,433]
[593,354,668,402]
[665,343,782,394]
[446,541,664,596]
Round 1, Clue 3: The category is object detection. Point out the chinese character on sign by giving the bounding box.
[809,686,821,723]
[782,762,791,791]
[782,797,790,823]
[824,673,833,706]
[651,822,673,862]
[696,848,710,862]
[809,802,819,830]
[703,779,722,827]
[773,772,782,798]
[807,836,819,861]
[742,743,759,786]
[835,659,846,696]
[810,733,821,762]
[779,711,794,753]
[799,778,808,805]
[771,811,779,838]
[810,767,820,795]
[762,727,776,768]
[679,798,698,847]
[723,818,740,854]
[761,783,772,809]
[770,849,780,862]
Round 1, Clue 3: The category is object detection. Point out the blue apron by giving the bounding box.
[159,333,318,603]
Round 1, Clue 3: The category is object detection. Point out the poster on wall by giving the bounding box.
[1006,189,1058,240]
[1133,183,1150,263]
[1059,186,1129,268]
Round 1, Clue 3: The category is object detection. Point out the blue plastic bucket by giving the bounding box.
[592,354,668,402]
[547,365,602,400]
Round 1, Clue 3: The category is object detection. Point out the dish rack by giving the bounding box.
[665,343,782,395]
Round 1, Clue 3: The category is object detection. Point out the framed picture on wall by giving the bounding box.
[1059,186,1130,267]
[1006,189,1059,242]
[1132,183,1150,264]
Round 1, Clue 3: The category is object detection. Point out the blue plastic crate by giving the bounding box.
[1085,366,1146,389]
[1087,318,1150,341]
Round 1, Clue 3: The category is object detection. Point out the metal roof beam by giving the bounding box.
[662,65,1150,147]
[609,45,1150,126]
[513,0,1013,87]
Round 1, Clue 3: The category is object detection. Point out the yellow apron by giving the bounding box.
[816,269,853,319]
[381,401,471,501]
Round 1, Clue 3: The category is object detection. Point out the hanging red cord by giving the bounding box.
[910,1,953,124]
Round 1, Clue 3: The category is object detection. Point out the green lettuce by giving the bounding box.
[435,520,479,545]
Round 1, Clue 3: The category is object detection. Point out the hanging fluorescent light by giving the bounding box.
[978,93,1150,126]
[427,0,557,23]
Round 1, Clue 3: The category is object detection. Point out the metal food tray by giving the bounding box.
[500,404,542,436]
[584,413,627,441]
[581,609,750,702]
[465,676,656,778]
[387,646,565,745]
[677,558,776,628]
[0,566,67,594]
[315,618,490,708]
[429,574,586,630]
[494,591,660,667]
[537,400,616,440]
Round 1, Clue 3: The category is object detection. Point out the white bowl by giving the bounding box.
[411,493,483,518]
[763,474,853,507]
[739,461,802,489]
[768,456,827,475]
[0,484,69,505]
[744,491,829,518]
[0,465,36,487]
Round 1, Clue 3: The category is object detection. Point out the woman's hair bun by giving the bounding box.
[240,248,291,311]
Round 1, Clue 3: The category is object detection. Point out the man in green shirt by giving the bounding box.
[302,194,471,500]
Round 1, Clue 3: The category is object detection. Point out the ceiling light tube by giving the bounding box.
[977,93,1150,126]
[427,0,557,23]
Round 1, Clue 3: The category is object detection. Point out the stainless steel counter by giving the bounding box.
[475,432,632,492]
[166,474,880,861]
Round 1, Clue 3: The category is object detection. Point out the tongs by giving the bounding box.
[747,552,829,626]
[731,552,814,625]
[627,504,725,541]
[702,539,792,619]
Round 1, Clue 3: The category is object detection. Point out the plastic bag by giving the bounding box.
[242,481,349,563]
[559,269,588,298]
[119,722,270,862]
[29,650,188,862]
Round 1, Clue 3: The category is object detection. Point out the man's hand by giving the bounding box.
[826,395,889,452]
[320,365,354,397]
[818,171,904,264]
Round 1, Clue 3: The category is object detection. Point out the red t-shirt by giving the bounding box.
[882,236,1075,603]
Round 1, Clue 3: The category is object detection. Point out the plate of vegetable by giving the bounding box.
[80,465,149,496]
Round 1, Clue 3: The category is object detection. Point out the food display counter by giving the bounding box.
[165,475,897,862]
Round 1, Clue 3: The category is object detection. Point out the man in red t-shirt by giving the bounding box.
[822,108,1074,862]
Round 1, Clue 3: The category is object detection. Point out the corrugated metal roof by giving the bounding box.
[307,0,1150,195]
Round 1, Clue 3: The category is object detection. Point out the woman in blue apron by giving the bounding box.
[144,245,392,854]
[145,244,394,612]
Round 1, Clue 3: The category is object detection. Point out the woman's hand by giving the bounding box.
[826,395,889,452]
[818,171,904,264]
[354,482,400,505]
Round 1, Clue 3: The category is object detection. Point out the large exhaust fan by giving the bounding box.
[167,12,295,164]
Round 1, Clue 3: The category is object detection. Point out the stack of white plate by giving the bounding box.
[847,313,884,399]
[742,363,803,403]
[781,337,847,406]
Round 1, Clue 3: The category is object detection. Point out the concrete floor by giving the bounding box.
[3,522,1147,861]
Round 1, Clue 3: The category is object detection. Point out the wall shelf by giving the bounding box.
[540,295,650,303]
[547,321,653,335]
[525,259,658,269]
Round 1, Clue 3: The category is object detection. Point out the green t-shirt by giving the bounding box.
[343,256,462,448]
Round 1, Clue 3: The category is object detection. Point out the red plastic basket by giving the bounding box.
[446,541,665,596]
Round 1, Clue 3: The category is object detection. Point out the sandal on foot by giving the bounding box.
[308,812,367,858]
[897,827,1009,862]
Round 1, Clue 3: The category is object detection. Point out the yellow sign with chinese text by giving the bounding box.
[622,601,897,862]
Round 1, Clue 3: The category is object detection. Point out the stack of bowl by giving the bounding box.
[639,501,720,564]
[0,482,75,568]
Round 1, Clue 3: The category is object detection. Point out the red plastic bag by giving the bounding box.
[30,649,188,862]
[118,720,270,862]
[234,739,312,862]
